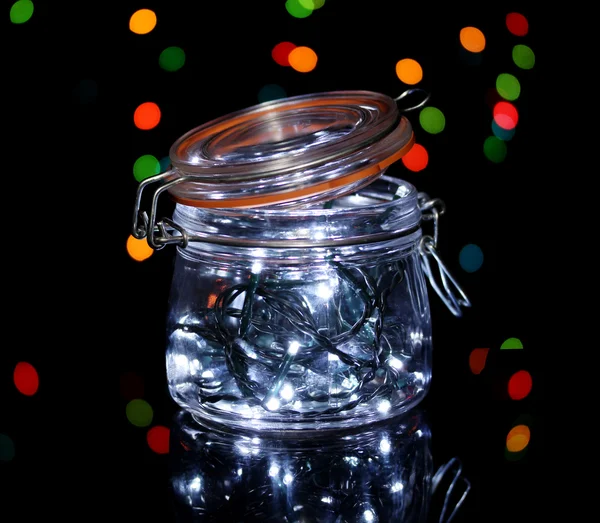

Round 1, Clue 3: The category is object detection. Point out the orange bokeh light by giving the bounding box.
[289,46,318,72]
[459,27,486,53]
[506,424,530,452]
[126,235,154,262]
[395,59,423,85]
[134,102,161,130]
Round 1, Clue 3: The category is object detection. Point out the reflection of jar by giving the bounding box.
[169,409,433,522]
[132,91,470,431]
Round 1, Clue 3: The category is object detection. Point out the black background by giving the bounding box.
[3,1,543,520]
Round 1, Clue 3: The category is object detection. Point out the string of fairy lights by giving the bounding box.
[3,1,535,468]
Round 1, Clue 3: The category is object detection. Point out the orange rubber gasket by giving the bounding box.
[172,132,415,209]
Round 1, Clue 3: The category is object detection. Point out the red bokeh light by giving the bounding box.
[401,143,429,172]
[469,348,490,375]
[506,13,529,36]
[272,42,297,66]
[508,370,533,400]
[14,362,39,396]
[493,101,519,130]
[147,425,170,454]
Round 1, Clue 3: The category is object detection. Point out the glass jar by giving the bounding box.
[132,91,470,432]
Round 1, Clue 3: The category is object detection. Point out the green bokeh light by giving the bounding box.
[496,73,521,101]
[125,399,154,427]
[512,45,535,70]
[419,107,446,134]
[501,337,523,349]
[286,0,312,18]
[258,84,287,103]
[299,0,326,8]
[483,136,507,163]
[159,47,186,72]
[492,120,515,141]
[133,155,161,182]
[10,0,34,24]
[0,433,16,462]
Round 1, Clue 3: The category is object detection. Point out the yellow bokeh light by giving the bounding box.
[129,9,157,35]
[289,46,318,73]
[459,27,486,53]
[126,235,154,262]
[506,424,530,452]
[395,59,423,85]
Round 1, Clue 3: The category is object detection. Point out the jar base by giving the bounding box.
[172,393,428,436]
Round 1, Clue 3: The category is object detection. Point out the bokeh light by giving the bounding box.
[129,9,157,35]
[73,79,98,104]
[120,371,145,401]
[126,235,154,262]
[483,136,507,163]
[492,120,516,141]
[147,426,170,454]
[496,73,521,101]
[459,244,484,272]
[126,399,154,427]
[459,27,486,53]
[469,348,489,375]
[286,0,312,18]
[258,84,287,103]
[506,12,529,36]
[493,101,519,130]
[401,143,428,172]
[0,434,16,462]
[501,337,523,350]
[159,156,171,172]
[419,107,445,134]
[508,370,533,400]
[13,361,39,396]
[300,0,326,8]
[159,46,186,72]
[133,154,161,182]
[272,42,297,66]
[506,424,530,453]
[134,102,161,130]
[395,59,423,85]
[513,44,535,70]
[10,0,34,24]
[289,46,318,73]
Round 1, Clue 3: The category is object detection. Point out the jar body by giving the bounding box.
[165,179,432,431]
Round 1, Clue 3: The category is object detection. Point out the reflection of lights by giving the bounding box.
[364,509,375,522]
[501,337,523,349]
[316,282,334,299]
[251,261,263,274]
[391,481,404,493]
[251,437,260,445]
[280,383,295,401]
[469,348,489,375]
[328,353,339,362]
[283,473,294,485]
[237,468,243,476]
[377,400,391,413]
[508,370,533,400]
[201,370,214,379]
[388,356,403,370]
[269,464,280,477]
[190,476,201,491]
[344,456,359,466]
[321,496,333,504]
[266,397,280,411]
[379,438,391,453]
[288,341,300,355]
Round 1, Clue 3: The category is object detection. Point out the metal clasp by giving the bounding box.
[432,457,471,523]
[418,193,471,317]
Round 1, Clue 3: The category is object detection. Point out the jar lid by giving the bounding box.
[166,91,414,209]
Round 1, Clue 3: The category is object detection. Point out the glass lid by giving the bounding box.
[167,90,414,208]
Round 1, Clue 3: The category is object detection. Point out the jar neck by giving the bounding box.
[172,176,422,264]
